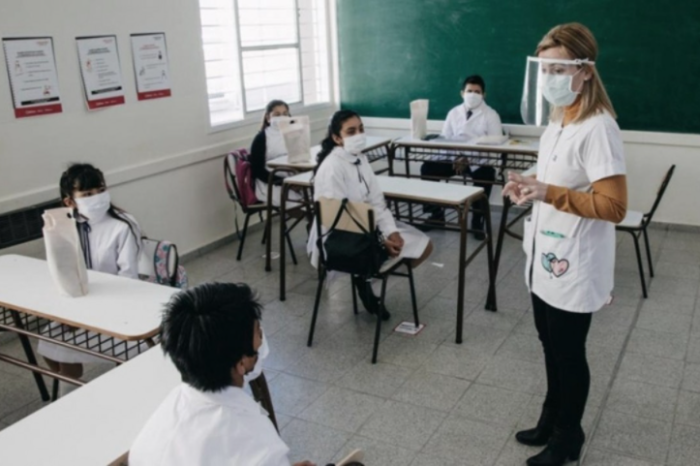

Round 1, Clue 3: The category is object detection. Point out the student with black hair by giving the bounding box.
[249,99,302,206]
[130,282,317,466]
[420,74,503,239]
[37,163,142,396]
[308,110,434,320]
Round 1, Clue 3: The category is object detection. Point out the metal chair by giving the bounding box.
[616,165,676,298]
[223,150,302,263]
[308,197,419,364]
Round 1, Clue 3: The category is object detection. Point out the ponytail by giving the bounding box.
[315,109,360,173]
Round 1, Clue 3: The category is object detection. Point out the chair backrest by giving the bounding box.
[0,199,62,250]
[318,197,374,234]
[138,238,188,289]
[224,149,259,211]
[644,164,676,223]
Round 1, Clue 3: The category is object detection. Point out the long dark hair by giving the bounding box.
[60,163,139,244]
[315,109,361,173]
[260,99,290,131]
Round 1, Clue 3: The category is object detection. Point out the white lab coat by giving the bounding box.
[129,383,290,466]
[255,127,302,207]
[307,146,429,267]
[438,101,503,169]
[523,111,626,313]
[37,212,142,363]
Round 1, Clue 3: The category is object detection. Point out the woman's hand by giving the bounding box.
[503,172,548,206]
[384,232,404,257]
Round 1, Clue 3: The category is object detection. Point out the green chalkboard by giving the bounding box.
[337,0,700,134]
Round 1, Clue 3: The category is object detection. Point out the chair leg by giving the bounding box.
[307,271,326,347]
[371,278,387,364]
[52,378,59,402]
[285,232,298,265]
[351,276,359,315]
[642,227,654,278]
[631,232,648,298]
[236,213,252,261]
[407,264,419,327]
[261,213,270,245]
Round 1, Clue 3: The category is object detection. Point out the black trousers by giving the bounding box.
[420,161,495,222]
[532,293,592,431]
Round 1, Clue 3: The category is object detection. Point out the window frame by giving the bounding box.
[203,0,334,132]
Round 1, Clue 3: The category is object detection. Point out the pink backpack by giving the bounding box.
[224,149,259,210]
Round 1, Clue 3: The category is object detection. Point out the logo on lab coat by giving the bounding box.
[541,252,569,278]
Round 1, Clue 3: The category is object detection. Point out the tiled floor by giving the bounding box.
[1,215,699,466]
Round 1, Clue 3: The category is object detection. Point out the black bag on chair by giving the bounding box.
[321,199,389,276]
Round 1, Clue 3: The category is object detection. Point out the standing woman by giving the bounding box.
[504,23,627,466]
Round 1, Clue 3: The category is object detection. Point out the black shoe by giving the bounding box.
[516,407,556,446]
[526,427,585,466]
[353,277,391,321]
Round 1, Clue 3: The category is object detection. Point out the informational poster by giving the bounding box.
[3,37,63,118]
[130,33,171,101]
[76,35,125,110]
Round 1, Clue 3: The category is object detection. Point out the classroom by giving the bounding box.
[1,0,699,465]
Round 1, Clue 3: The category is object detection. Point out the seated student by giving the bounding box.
[130,282,318,466]
[37,163,141,397]
[420,75,503,239]
[250,99,302,207]
[308,110,434,320]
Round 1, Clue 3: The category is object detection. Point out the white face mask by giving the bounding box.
[540,72,580,107]
[463,92,483,109]
[244,331,269,385]
[268,116,288,130]
[343,133,366,154]
[74,191,111,223]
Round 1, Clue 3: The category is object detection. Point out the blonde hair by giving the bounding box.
[536,23,616,123]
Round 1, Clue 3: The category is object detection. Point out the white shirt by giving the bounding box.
[523,112,626,313]
[81,213,141,278]
[129,383,290,466]
[307,146,398,266]
[438,101,503,168]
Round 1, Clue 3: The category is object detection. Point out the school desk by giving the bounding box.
[0,254,177,401]
[278,173,495,344]
[263,136,393,272]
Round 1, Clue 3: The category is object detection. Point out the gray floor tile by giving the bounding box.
[443,324,511,355]
[409,452,474,466]
[626,327,689,361]
[686,337,700,364]
[358,400,446,450]
[281,419,352,465]
[333,435,418,466]
[675,390,700,428]
[267,373,329,416]
[422,412,511,466]
[477,355,547,395]
[606,378,678,422]
[287,346,365,383]
[654,260,700,280]
[681,363,700,393]
[423,344,491,381]
[590,411,672,463]
[336,360,414,399]
[494,435,542,466]
[640,292,697,317]
[298,386,386,433]
[649,276,699,298]
[0,372,47,421]
[636,305,693,336]
[455,383,531,428]
[667,423,700,466]
[591,304,638,330]
[493,331,543,368]
[374,335,438,369]
[617,352,685,389]
[391,370,470,412]
[275,413,294,430]
[582,449,659,466]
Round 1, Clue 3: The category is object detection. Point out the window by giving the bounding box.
[199,0,331,128]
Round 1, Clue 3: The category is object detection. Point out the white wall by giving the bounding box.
[363,117,700,227]
[0,0,335,256]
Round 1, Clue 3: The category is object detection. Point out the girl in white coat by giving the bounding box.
[308,110,434,320]
[503,23,627,466]
[37,164,141,393]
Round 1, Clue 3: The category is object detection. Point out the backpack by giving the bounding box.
[224,149,259,210]
[138,238,188,289]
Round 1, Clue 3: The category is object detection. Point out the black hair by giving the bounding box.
[462,74,486,93]
[59,163,139,243]
[161,282,263,392]
[315,109,361,173]
[260,99,290,131]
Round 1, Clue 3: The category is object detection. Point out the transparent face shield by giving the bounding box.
[520,57,595,126]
